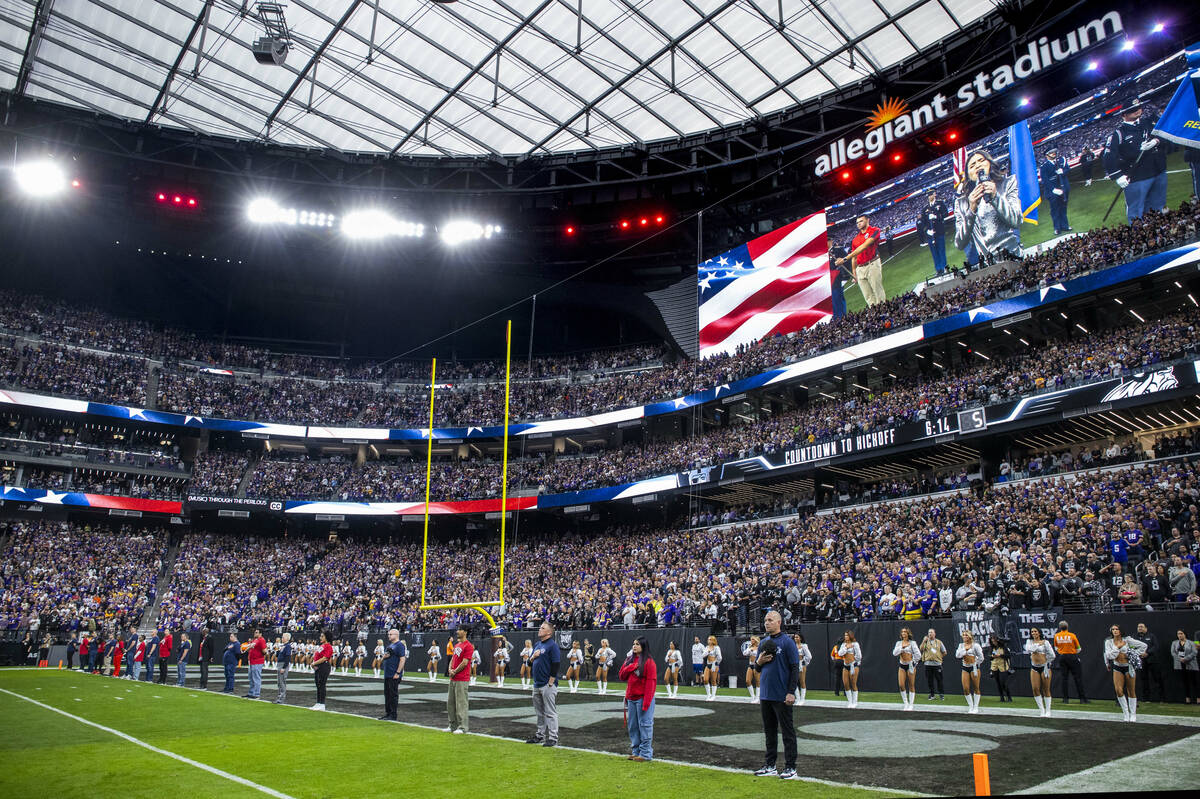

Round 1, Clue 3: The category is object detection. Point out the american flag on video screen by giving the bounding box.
[952,146,969,188]
[697,211,831,359]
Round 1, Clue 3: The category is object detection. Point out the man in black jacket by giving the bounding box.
[1103,100,1168,222]
[1137,622,1165,702]
[198,629,213,689]
[1038,146,1072,234]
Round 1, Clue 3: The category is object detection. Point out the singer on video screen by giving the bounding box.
[953,149,1021,260]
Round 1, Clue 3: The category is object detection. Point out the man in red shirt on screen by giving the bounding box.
[835,215,884,307]
[446,627,474,734]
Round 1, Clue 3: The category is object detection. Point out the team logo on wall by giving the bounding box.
[269,501,283,511]
[1101,368,1179,402]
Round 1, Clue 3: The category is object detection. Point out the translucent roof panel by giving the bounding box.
[0,0,991,156]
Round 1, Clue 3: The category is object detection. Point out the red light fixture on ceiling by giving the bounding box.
[864,163,873,172]
[565,225,575,235]
[639,217,648,226]
[892,153,902,162]
[655,214,664,224]
[948,131,959,141]
[841,170,851,181]
[156,191,200,209]
[620,220,630,229]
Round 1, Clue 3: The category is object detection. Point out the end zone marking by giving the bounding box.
[0,688,297,799]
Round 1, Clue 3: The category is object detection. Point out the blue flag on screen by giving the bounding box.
[1007,119,1040,224]
[1151,41,1200,150]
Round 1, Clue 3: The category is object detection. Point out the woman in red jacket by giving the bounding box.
[619,636,657,762]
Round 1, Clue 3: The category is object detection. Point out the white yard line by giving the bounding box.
[0,687,297,799]
[1014,731,1200,794]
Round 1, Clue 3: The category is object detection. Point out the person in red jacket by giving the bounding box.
[132,635,146,682]
[79,634,90,672]
[619,636,657,762]
[113,636,126,678]
[157,630,172,684]
[245,629,267,699]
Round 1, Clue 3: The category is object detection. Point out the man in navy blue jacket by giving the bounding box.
[222,634,240,694]
[379,629,407,721]
[144,632,159,682]
[754,610,801,781]
[527,621,561,747]
[1038,146,1071,234]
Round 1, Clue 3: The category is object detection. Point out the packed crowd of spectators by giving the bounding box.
[188,451,250,496]
[182,308,1200,503]
[11,447,1200,636]
[156,533,320,632]
[0,340,147,406]
[0,520,167,630]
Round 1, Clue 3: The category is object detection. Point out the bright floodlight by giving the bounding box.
[247,197,283,223]
[1086,60,1099,71]
[440,220,501,246]
[341,210,424,240]
[14,160,68,197]
[1151,22,1164,33]
[1122,38,1136,51]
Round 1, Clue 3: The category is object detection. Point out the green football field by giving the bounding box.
[5,666,1200,797]
[0,669,898,799]
[843,152,1197,314]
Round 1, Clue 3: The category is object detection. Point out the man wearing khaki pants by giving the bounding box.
[835,215,885,306]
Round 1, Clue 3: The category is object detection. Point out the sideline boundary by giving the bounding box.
[0,686,298,799]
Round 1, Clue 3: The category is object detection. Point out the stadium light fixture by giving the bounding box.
[947,131,959,141]
[247,197,336,228]
[1151,22,1164,34]
[1122,39,1135,51]
[343,210,424,240]
[1019,96,1031,107]
[1086,60,1099,71]
[620,219,630,229]
[840,170,851,181]
[565,225,575,235]
[439,220,500,246]
[13,160,69,197]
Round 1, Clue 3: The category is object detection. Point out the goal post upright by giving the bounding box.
[419,356,437,608]
[417,320,512,636]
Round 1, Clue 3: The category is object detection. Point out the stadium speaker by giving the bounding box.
[252,36,289,65]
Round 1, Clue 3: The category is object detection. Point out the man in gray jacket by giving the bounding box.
[1168,557,1196,603]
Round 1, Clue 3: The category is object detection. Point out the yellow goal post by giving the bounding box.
[417,320,512,635]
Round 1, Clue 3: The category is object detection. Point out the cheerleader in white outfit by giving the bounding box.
[793,634,813,705]
[1104,624,1149,722]
[837,630,863,708]
[1024,628,1056,717]
[493,639,510,687]
[354,643,367,676]
[340,643,353,674]
[956,630,984,714]
[743,637,761,703]
[426,642,442,681]
[893,627,922,710]
[703,636,723,701]
[372,640,385,678]
[595,639,617,695]
[566,641,584,693]
[519,640,533,688]
[664,641,683,698]
[470,648,481,686]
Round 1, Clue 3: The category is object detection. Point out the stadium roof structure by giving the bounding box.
[0,0,997,159]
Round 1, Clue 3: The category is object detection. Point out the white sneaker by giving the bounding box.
[452,729,465,735]
[443,726,453,732]
[310,703,324,711]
